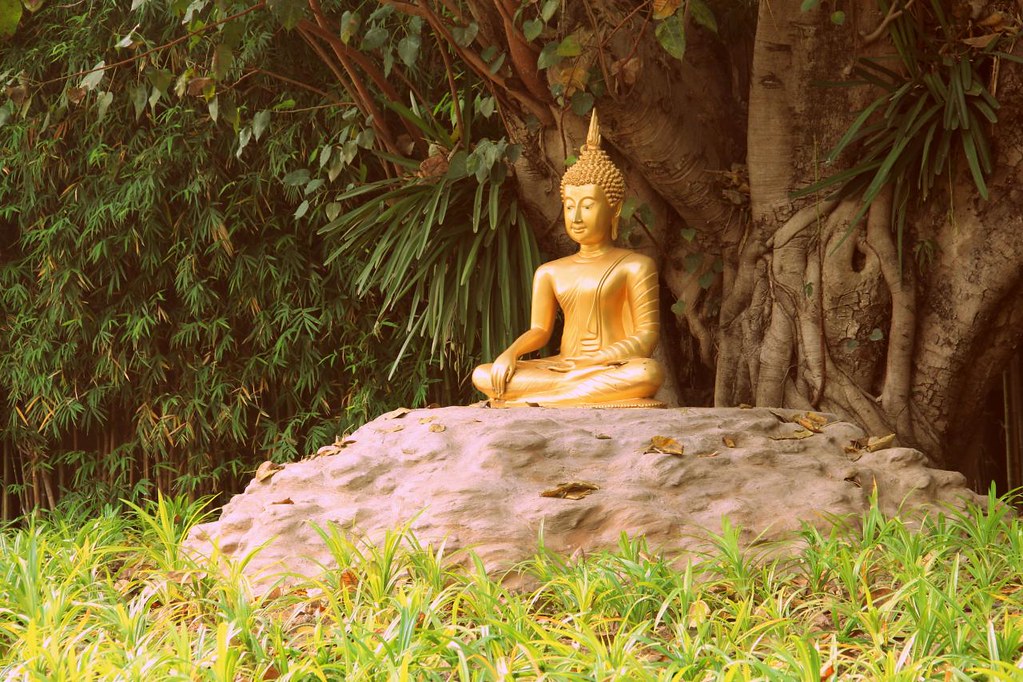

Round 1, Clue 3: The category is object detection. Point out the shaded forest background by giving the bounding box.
[2,0,1023,517]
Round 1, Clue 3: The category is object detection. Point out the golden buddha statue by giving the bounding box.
[472,111,664,407]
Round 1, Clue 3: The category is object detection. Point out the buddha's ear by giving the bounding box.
[611,203,623,241]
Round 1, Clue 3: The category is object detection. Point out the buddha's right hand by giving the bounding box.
[490,352,517,398]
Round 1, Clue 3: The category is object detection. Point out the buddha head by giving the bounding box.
[560,111,626,244]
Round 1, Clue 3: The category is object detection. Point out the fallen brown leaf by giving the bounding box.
[866,433,896,452]
[645,435,684,456]
[384,407,411,419]
[270,497,293,505]
[541,481,599,500]
[697,451,720,458]
[722,436,737,448]
[255,460,284,482]
[795,416,825,433]
[806,412,829,427]
[429,423,446,433]
[419,416,436,424]
[378,424,405,433]
[595,433,612,440]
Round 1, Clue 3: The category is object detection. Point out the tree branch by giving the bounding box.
[36,3,267,88]
[491,0,552,104]
[860,0,915,46]
[296,22,402,161]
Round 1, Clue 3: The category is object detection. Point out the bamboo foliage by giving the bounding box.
[0,1,504,517]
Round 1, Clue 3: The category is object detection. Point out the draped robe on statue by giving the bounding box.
[472,249,664,406]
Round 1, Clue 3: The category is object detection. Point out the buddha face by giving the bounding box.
[562,184,622,246]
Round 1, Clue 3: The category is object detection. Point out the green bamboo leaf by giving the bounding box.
[81,61,106,91]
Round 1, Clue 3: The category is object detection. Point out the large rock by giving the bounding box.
[187,406,982,582]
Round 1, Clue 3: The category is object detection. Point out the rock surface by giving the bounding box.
[187,406,982,582]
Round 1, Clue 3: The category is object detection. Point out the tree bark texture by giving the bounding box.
[718,0,1023,484]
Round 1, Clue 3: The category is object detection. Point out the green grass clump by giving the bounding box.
[1,494,1022,680]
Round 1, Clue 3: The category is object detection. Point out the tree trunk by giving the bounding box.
[720,0,1023,484]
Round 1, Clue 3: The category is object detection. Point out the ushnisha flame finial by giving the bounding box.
[585,108,601,150]
[560,109,626,206]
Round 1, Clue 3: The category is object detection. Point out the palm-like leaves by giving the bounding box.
[321,154,539,377]
[794,0,1012,261]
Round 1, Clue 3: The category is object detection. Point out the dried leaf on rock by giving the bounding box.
[383,407,412,419]
[843,443,863,461]
[722,436,736,448]
[419,416,436,424]
[595,434,612,440]
[255,460,284,482]
[806,412,829,427]
[866,433,896,451]
[738,403,753,409]
[378,424,405,433]
[541,481,599,500]
[429,423,446,433]
[311,438,356,459]
[697,451,720,458]
[271,497,294,505]
[646,436,684,456]
[795,416,820,432]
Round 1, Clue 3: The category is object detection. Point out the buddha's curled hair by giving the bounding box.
[560,110,626,206]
